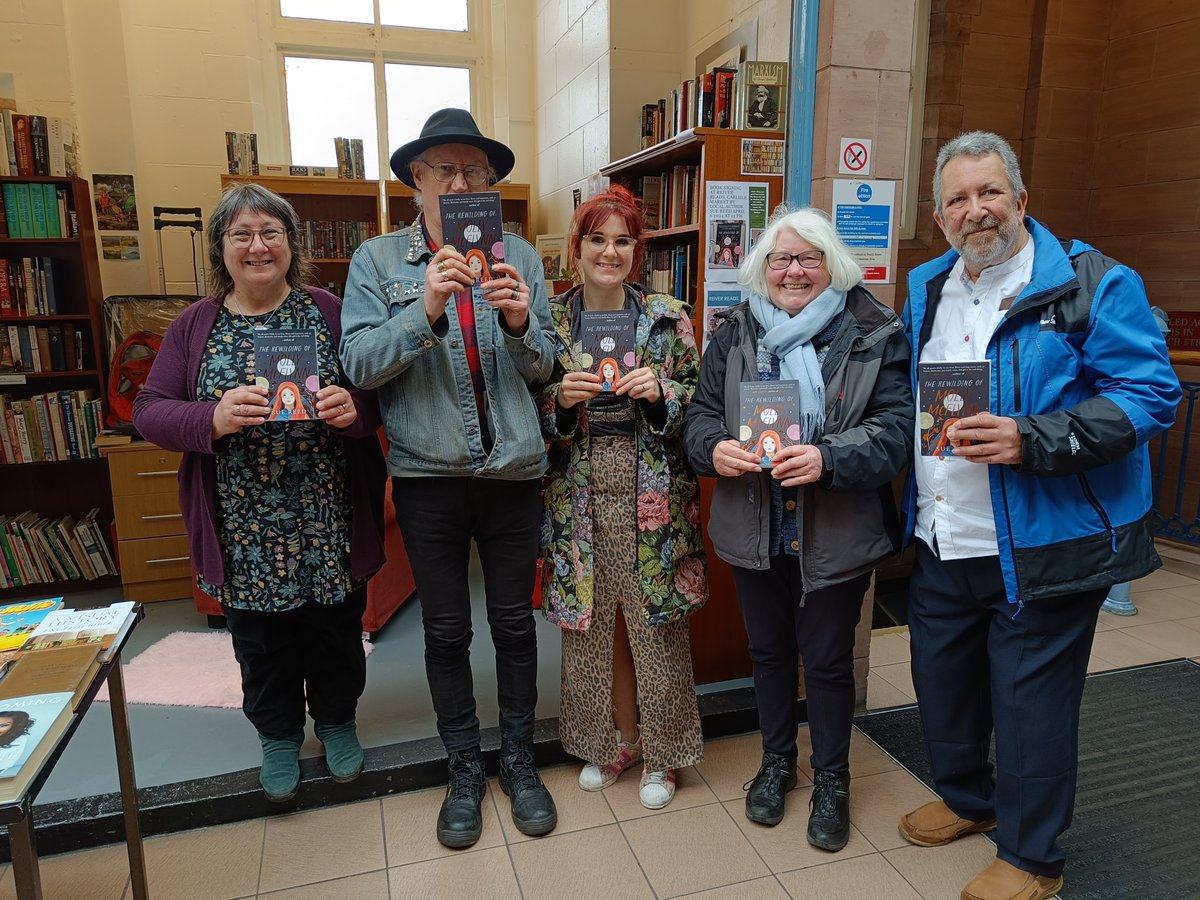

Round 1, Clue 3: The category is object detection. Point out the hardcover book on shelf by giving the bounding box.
[738,61,788,132]
[579,310,638,391]
[439,192,505,286]
[0,598,65,652]
[252,329,320,422]
[739,380,802,468]
[20,601,137,659]
[28,115,49,176]
[918,361,991,457]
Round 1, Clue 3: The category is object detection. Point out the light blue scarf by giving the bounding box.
[749,286,847,441]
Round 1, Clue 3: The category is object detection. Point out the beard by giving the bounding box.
[953,213,1022,270]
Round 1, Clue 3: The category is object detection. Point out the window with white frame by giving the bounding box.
[276,1,479,179]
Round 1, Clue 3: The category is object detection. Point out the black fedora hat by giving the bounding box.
[389,108,515,188]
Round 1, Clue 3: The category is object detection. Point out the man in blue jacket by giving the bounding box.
[896,131,1180,900]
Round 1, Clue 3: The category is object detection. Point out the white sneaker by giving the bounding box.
[639,768,676,809]
[578,739,642,791]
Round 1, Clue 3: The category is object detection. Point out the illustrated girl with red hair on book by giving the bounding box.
[269,381,311,421]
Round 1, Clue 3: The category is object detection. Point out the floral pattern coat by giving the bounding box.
[539,287,707,630]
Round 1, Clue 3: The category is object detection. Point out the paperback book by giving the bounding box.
[252,329,320,422]
[439,192,505,286]
[710,220,745,269]
[739,381,801,467]
[579,310,638,391]
[918,360,991,457]
[0,690,73,781]
[20,600,137,659]
[0,643,102,709]
[0,598,64,651]
[739,61,788,132]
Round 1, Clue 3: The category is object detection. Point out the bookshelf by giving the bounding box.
[601,128,785,686]
[0,175,119,598]
[386,181,532,240]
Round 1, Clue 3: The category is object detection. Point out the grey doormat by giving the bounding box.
[854,660,1200,900]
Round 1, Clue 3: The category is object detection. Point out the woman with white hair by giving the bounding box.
[683,207,912,850]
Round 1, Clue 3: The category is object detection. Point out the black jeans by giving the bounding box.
[223,586,367,740]
[731,555,868,774]
[391,475,542,754]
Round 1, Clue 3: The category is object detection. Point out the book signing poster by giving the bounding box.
[832,178,895,284]
[705,180,769,281]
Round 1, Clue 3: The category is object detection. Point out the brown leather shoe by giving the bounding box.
[898,799,997,847]
[961,859,1063,900]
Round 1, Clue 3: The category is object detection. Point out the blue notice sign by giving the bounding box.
[832,179,895,284]
[857,183,873,202]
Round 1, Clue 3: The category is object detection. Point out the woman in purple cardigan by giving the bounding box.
[134,184,386,803]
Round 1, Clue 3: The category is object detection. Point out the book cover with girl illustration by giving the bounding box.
[739,380,801,467]
[579,310,637,391]
[252,329,320,422]
[918,361,990,457]
[439,191,505,284]
[710,220,745,269]
[0,691,73,780]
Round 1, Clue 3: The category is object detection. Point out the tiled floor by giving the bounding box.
[1,563,1196,899]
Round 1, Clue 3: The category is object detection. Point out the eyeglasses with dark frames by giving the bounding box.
[766,250,824,270]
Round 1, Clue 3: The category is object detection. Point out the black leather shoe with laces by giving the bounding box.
[807,769,851,851]
[498,738,558,836]
[744,751,798,826]
[437,748,487,849]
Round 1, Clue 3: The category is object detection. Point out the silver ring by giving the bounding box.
[341,403,348,413]
[236,403,243,414]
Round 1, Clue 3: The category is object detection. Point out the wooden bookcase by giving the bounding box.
[0,175,119,599]
[385,181,532,240]
[601,128,785,686]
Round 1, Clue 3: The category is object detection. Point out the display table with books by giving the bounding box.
[0,600,146,900]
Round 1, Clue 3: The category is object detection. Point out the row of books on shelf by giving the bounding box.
[503,219,526,238]
[0,181,78,240]
[640,243,694,307]
[1,323,87,375]
[0,390,103,464]
[225,130,260,176]
[0,111,79,179]
[334,137,368,180]
[637,166,701,231]
[0,600,137,796]
[640,61,789,148]
[0,257,69,316]
[301,219,379,260]
[0,507,117,591]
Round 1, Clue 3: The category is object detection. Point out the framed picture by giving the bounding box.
[535,233,567,281]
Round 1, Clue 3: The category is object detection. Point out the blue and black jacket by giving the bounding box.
[901,216,1181,605]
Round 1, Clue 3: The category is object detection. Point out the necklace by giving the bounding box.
[228,290,289,331]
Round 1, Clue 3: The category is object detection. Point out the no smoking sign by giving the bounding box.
[838,138,872,175]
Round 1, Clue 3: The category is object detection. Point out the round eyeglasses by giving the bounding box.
[584,233,637,252]
[417,160,492,187]
[225,228,287,248]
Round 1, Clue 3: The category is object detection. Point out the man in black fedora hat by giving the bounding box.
[340,107,557,848]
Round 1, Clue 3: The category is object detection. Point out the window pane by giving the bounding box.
[380,0,468,32]
[280,0,372,24]
[384,64,471,176]
[285,57,380,179]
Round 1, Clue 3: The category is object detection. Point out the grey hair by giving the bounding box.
[207,183,314,299]
[933,131,1025,214]
[737,206,863,297]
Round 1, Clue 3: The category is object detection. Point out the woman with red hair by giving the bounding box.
[269,381,312,420]
[538,185,707,810]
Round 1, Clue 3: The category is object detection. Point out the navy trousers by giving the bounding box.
[908,539,1105,877]
[391,475,542,754]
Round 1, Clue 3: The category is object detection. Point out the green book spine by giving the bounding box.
[1,184,21,238]
[41,185,61,238]
[27,182,48,238]
[12,184,34,238]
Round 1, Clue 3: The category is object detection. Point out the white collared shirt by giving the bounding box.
[914,238,1035,559]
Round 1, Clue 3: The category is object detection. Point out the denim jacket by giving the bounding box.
[339,218,555,480]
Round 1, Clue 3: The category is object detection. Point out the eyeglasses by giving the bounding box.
[766,250,824,270]
[584,233,637,252]
[417,160,493,187]
[225,228,287,248]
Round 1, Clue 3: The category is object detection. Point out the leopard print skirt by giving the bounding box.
[558,435,704,772]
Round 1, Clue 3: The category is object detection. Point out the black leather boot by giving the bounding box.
[498,738,558,836]
[807,769,851,851]
[744,751,798,826]
[436,747,486,849]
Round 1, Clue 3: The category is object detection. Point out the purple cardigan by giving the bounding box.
[132,286,387,588]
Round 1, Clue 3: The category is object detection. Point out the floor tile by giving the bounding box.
[259,800,385,893]
[1130,569,1198,593]
[621,803,769,897]
[721,795,875,873]
[777,853,923,899]
[495,762,615,843]
[509,823,653,899]
[845,769,939,853]
[797,727,900,781]
[388,845,520,899]
[381,782,506,865]
[603,763,717,820]
[140,819,264,900]
[1108,588,1200,625]
[1086,652,1115,673]
[884,835,998,898]
[867,632,912,667]
[866,672,916,709]
[871,662,916,698]
[694,732,810,803]
[1089,629,1176,668]
[1119,618,1200,658]
[0,842,130,900]
[258,869,389,899]
[681,875,791,898]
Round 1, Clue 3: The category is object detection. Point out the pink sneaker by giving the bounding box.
[639,768,676,809]
[579,738,642,791]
